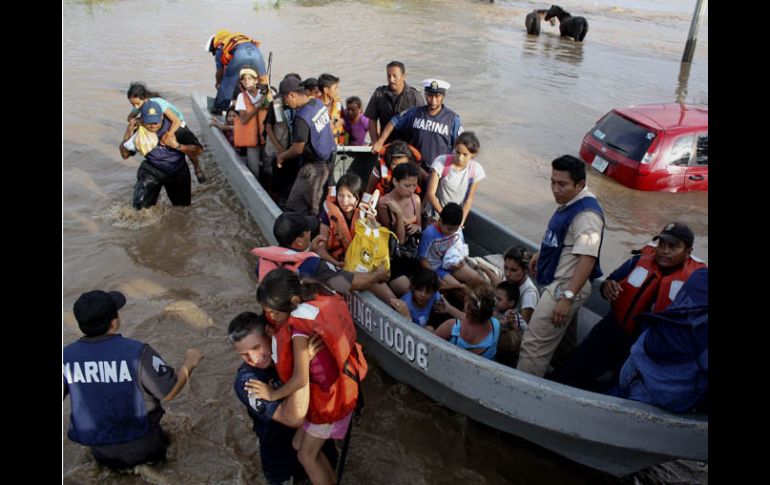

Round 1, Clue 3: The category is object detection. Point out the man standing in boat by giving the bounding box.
[551,222,706,391]
[206,29,268,114]
[276,77,337,216]
[371,78,463,180]
[364,61,425,145]
[517,155,604,377]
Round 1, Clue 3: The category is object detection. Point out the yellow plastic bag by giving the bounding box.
[134,125,159,156]
[343,218,392,273]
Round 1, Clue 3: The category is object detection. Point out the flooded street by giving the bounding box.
[63,0,707,483]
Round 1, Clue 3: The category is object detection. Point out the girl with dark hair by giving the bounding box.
[126,82,207,183]
[424,131,486,225]
[431,280,501,360]
[317,173,363,267]
[251,269,367,485]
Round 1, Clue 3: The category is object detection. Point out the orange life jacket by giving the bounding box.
[234,90,267,148]
[216,32,261,67]
[323,187,361,260]
[250,246,318,283]
[374,143,423,195]
[611,245,706,335]
[326,99,347,145]
[273,294,367,424]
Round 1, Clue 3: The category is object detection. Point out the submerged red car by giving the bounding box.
[579,103,708,192]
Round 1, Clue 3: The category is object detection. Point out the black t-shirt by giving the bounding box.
[292,117,324,164]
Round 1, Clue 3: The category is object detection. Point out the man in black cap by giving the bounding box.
[371,78,462,178]
[63,290,204,468]
[550,221,706,392]
[276,76,337,216]
[251,212,389,295]
[364,61,425,145]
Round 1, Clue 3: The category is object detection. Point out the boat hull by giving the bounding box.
[192,93,707,476]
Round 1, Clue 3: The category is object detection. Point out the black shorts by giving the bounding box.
[175,126,202,148]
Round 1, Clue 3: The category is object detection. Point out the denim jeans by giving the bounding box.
[214,43,266,112]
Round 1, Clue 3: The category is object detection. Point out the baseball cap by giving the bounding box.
[73,290,127,337]
[278,77,303,97]
[140,101,163,124]
[273,212,319,248]
[653,222,694,248]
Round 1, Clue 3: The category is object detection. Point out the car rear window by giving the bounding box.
[591,112,657,162]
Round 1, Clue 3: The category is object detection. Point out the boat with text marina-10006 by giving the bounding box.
[193,93,707,477]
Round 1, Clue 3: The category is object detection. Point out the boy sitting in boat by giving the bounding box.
[343,96,370,146]
[389,267,445,327]
[417,203,485,291]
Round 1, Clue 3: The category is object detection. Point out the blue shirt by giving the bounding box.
[400,291,441,327]
[418,223,464,271]
[390,105,463,169]
[234,363,300,483]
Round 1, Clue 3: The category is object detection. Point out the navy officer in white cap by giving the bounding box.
[372,78,463,182]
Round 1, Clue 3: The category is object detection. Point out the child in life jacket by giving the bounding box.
[365,140,422,196]
[210,107,238,146]
[234,67,269,180]
[316,173,364,268]
[252,269,366,485]
[424,131,486,226]
[127,82,207,183]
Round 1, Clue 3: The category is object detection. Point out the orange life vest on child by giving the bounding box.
[323,187,361,261]
[374,144,422,195]
[234,90,267,148]
[250,246,318,283]
[216,32,261,67]
[273,293,367,424]
[611,245,706,335]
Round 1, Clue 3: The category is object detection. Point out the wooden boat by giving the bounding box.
[192,93,707,477]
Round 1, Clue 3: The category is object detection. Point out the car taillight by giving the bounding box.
[638,152,654,174]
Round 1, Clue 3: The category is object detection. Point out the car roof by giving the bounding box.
[613,103,708,132]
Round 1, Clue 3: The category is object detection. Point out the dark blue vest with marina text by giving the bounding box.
[144,119,187,173]
[63,335,150,446]
[295,98,335,164]
[536,196,604,286]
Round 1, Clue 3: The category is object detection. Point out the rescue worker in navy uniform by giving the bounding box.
[63,290,204,468]
[229,312,338,485]
[371,78,463,183]
[119,100,204,209]
[276,77,337,216]
[550,222,706,392]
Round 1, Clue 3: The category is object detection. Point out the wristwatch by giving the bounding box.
[562,289,575,301]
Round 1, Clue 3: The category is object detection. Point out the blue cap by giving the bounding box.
[140,101,163,124]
